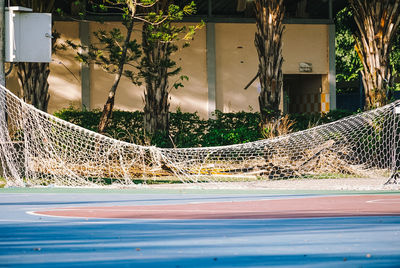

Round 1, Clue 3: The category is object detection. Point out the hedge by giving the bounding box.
[54,107,354,148]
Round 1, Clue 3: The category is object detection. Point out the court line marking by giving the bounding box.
[27,211,286,221]
[27,195,400,220]
[0,219,53,222]
[366,198,400,204]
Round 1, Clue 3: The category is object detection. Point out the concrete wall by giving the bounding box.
[88,21,144,113]
[215,23,329,114]
[6,21,82,113]
[215,23,259,113]
[76,21,208,117]
[50,21,82,111]
[282,24,329,74]
[6,21,331,117]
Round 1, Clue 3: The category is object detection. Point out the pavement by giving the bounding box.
[0,187,400,267]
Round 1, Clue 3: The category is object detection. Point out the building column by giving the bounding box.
[328,23,336,111]
[79,21,90,110]
[206,22,217,118]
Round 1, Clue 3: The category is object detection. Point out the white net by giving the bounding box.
[0,84,399,188]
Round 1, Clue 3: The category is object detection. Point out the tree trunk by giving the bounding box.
[97,19,134,134]
[16,62,50,112]
[12,0,56,112]
[97,80,118,134]
[143,78,170,135]
[142,24,170,136]
[254,0,285,122]
[0,0,5,87]
[350,0,400,110]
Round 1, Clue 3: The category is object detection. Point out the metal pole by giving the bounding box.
[0,0,5,86]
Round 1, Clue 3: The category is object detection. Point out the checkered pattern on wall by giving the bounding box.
[289,93,330,113]
[320,93,330,113]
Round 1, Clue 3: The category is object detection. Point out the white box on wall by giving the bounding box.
[5,6,52,63]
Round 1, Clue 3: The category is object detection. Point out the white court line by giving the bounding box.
[27,211,93,220]
[0,194,31,197]
[31,208,278,213]
[26,211,243,221]
[0,219,52,222]
[367,198,400,204]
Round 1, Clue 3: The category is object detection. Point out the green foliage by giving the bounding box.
[66,17,142,84]
[138,1,200,91]
[169,109,207,147]
[335,7,362,84]
[335,6,400,92]
[67,0,199,88]
[319,109,356,123]
[0,177,6,188]
[390,27,400,91]
[67,0,201,135]
[290,110,355,132]
[54,107,146,144]
[54,108,356,148]
[391,33,400,76]
[203,111,261,147]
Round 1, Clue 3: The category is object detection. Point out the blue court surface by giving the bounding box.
[1,188,400,267]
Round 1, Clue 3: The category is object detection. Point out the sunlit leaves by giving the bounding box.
[335,7,363,83]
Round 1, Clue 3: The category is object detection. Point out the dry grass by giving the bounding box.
[261,115,295,139]
[0,177,6,188]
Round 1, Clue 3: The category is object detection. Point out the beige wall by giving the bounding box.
[215,23,259,113]
[6,21,330,117]
[216,23,329,113]
[169,23,208,117]
[6,21,82,113]
[89,22,208,117]
[282,24,329,74]
[49,22,82,113]
[89,21,144,113]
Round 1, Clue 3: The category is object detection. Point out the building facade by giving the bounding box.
[6,0,339,118]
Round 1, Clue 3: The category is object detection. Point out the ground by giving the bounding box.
[0,178,400,267]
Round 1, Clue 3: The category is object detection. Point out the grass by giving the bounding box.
[0,177,6,188]
[87,177,184,185]
[1,170,387,188]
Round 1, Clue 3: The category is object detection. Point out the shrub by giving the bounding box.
[261,115,296,139]
[54,107,146,145]
[54,107,355,148]
[169,109,207,147]
[289,110,355,132]
[203,111,262,147]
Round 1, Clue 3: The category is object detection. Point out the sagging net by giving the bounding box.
[0,84,399,188]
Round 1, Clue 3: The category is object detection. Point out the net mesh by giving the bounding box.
[0,84,399,187]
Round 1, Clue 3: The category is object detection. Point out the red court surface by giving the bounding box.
[33,194,400,220]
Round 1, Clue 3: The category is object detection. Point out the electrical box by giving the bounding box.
[5,6,52,63]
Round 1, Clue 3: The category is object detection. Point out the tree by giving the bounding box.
[349,0,400,109]
[138,1,198,137]
[69,0,154,134]
[70,2,144,134]
[254,0,285,123]
[335,6,362,84]
[390,26,400,87]
[70,0,198,135]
